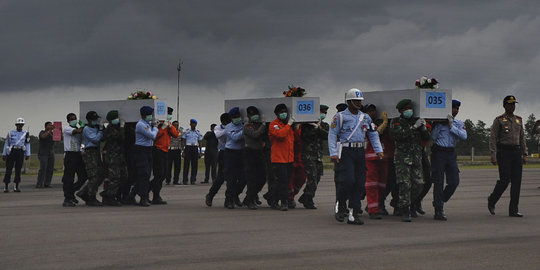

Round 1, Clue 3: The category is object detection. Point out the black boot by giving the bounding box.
[13,183,21,192]
[347,209,364,225]
[401,208,412,222]
[434,207,447,221]
[410,205,418,218]
[335,202,347,222]
[280,200,288,211]
[4,184,9,193]
[205,193,213,207]
[415,202,426,215]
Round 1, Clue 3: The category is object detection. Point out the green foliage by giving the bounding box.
[524,113,538,154]
[456,119,490,155]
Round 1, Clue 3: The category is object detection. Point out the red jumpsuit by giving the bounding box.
[365,123,394,214]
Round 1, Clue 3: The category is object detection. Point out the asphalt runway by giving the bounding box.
[1,168,539,270]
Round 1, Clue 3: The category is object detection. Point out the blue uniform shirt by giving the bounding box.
[82,126,103,148]
[224,122,244,150]
[328,108,383,157]
[2,129,31,156]
[135,119,158,147]
[182,128,202,146]
[432,118,467,147]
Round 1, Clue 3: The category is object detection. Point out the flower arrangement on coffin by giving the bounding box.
[415,76,439,89]
[127,90,157,100]
[283,85,306,97]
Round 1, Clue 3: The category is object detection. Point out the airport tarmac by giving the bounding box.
[1,168,539,270]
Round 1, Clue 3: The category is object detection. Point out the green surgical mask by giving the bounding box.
[278,112,288,120]
[111,119,120,125]
[250,115,260,122]
[232,117,242,125]
[167,115,173,120]
[320,113,327,120]
[69,120,78,127]
[145,115,153,122]
[403,109,414,118]
[91,120,99,126]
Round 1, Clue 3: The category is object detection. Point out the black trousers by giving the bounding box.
[224,149,245,199]
[208,150,225,197]
[134,146,152,200]
[244,148,267,202]
[272,163,293,203]
[37,153,55,187]
[150,147,168,199]
[204,150,218,182]
[415,150,433,207]
[122,147,137,200]
[3,149,24,184]
[62,151,88,201]
[183,146,199,183]
[489,147,523,213]
[166,149,181,183]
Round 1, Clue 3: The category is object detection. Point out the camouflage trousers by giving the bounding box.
[395,157,424,210]
[103,155,128,198]
[301,158,323,199]
[81,148,105,197]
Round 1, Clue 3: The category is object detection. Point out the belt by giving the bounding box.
[170,147,180,150]
[497,144,521,151]
[11,146,23,149]
[432,145,455,152]
[342,142,365,148]
[186,145,198,148]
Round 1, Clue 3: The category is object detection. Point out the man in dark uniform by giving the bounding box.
[203,124,218,184]
[488,95,528,217]
[182,119,202,184]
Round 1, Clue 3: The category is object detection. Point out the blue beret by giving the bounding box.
[140,106,154,115]
[452,99,461,108]
[190,118,197,124]
[228,107,240,116]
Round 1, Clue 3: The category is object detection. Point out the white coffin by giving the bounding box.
[80,99,168,123]
[362,89,452,119]
[224,97,320,122]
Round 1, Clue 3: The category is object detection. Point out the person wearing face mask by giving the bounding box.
[76,111,105,206]
[203,124,219,184]
[205,113,231,207]
[61,113,88,206]
[268,103,295,211]
[149,107,179,204]
[329,89,383,225]
[242,106,267,209]
[133,106,159,206]
[181,119,203,184]
[100,110,126,206]
[389,99,430,222]
[297,105,329,209]
[2,118,31,193]
[223,107,246,209]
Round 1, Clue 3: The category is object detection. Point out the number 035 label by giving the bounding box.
[425,92,446,108]
[296,100,314,115]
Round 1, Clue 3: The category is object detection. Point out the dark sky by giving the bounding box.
[1,0,540,133]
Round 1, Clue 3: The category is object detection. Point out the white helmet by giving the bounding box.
[345,88,364,101]
[15,118,25,125]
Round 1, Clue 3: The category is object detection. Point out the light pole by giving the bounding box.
[176,58,183,122]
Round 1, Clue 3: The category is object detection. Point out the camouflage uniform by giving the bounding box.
[299,121,329,201]
[389,116,430,211]
[102,124,127,199]
[81,147,104,197]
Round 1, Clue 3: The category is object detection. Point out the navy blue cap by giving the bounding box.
[140,106,154,115]
[190,118,197,124]
[167,107,174,114]
[452,99,461,108]
[228,107,240,116]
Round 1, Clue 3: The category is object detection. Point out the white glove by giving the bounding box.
[287,116,295,126]
[413,118,425,129]
[447,114,454,129]
[120,119,125,128]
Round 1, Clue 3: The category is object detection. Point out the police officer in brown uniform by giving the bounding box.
[487,95,527,217]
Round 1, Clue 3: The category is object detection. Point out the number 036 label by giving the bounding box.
[296,100,314,115]
[425,92,446,108]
